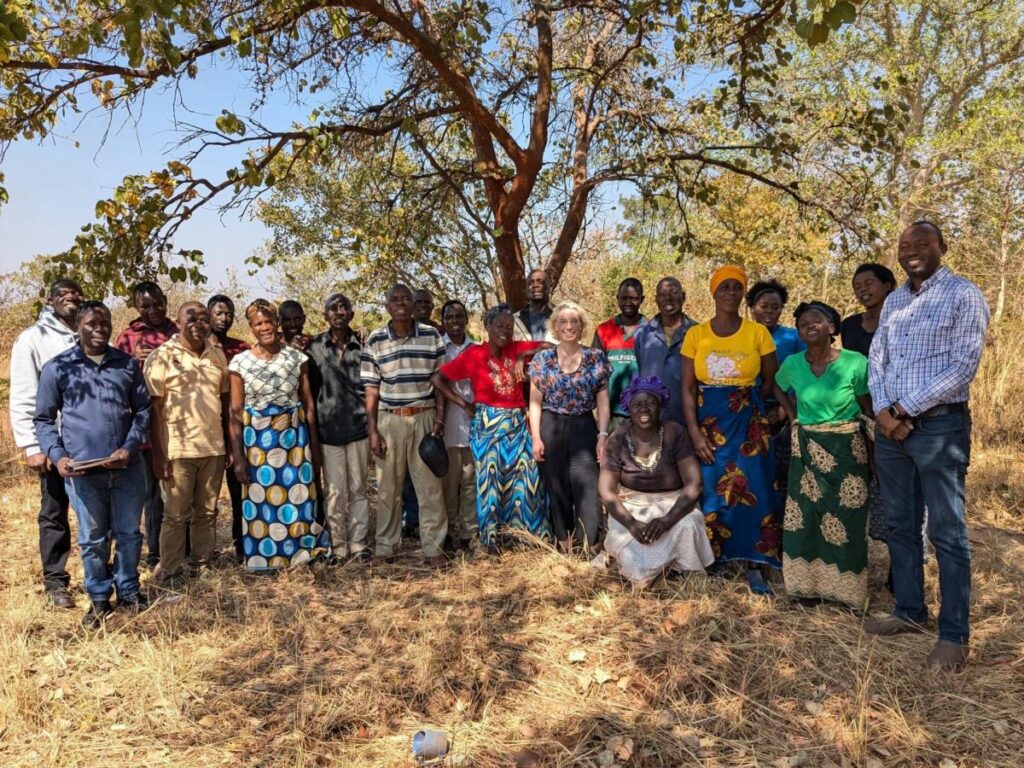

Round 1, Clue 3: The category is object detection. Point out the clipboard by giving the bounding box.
[67,455,119,472]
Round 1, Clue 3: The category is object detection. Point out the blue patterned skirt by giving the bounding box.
[697,385,781,568]
[241,402,331,570]
[469,405,551,546]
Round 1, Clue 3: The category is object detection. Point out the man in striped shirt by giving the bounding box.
[361,284,449,565]
[866,220,990,671]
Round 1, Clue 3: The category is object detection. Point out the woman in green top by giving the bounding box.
[774,301,873,608]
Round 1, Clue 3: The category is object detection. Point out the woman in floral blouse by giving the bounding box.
[528,302,611,553]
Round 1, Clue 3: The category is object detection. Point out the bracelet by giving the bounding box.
[598,430,609,437]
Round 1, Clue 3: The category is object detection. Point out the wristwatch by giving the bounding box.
[886,404,904,420]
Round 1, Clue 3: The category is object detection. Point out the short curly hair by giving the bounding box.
[745,279,789,308]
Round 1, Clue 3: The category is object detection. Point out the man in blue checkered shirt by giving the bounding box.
[865,220,990,671]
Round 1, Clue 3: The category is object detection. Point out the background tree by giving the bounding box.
[0,0,881,305]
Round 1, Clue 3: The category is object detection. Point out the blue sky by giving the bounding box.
[0,63,287,291]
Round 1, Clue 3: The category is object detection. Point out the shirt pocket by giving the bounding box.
[904,312,954,361]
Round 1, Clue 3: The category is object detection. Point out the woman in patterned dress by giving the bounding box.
[228,299,330,571]
[528,302,612,553]
[681,265,781,595]
[430,305,551,550]
[598,376,714,586]
[774,301,874,608]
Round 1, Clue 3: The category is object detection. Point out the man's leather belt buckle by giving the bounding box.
[385,405,432,417]
[916,402,967,420]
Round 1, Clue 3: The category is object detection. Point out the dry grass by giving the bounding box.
[0,447,1022,768]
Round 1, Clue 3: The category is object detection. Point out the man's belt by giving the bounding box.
[382,405,434,417]
[915,402,967,419]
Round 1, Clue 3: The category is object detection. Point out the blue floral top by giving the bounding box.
[528,347,611,415]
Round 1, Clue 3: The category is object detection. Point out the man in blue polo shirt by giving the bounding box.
[35,301,153,629]
[633,277,697,426]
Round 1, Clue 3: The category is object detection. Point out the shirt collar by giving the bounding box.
[443,334,473,352]
[904,265,951,296]
[386,321,420,341]
[166,334,213,357]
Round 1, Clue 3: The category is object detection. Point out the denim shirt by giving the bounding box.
[34,345,152,464]
[633,314,697,425]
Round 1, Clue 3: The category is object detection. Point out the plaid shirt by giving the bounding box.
[868,266,989,416]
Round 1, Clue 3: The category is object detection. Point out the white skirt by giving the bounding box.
[603,487,714,587]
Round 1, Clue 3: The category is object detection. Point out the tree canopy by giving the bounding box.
[0,0,885,305]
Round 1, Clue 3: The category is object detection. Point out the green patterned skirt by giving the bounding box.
[782,419,871,608]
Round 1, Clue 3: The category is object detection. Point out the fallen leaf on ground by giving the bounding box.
[594,668,612,684]
[804,700,823,715]
[616,676,631,691]
[567,648,587,663]
[608,735,634,761]
[596,750,616,767]
[520,724,537,739]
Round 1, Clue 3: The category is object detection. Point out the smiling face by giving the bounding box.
[249,310,280,348]
[178,303,212,347]
[796,307,834,347]
[50,283,84,326]
[279,306,306,340]
[135,291,168,328]
[386,286,414,324]
[325,296,354,332]
[209,301,235,335]
[898,224,945,283]
[852,271,891,310]
[554,308,583,343]
[655,279,684,318]
[412,290,434,323]
[628,391,662,431]
[79,307,112,355]
[713,279,745,314]
[616,285,643,322]
[527,270,551,304]
[443,303,468,339]
[751,291,783,330]
[485,311,515,349]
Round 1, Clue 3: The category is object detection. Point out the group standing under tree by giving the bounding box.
[9,220,989,670]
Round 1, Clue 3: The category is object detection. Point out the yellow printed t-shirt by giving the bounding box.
[680,319,776,386]
[144,335,230,459]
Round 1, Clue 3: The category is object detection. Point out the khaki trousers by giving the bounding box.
[443,445,477,541]
[159,455,225,580]
[375,409,447,557]
[322,439,370,555]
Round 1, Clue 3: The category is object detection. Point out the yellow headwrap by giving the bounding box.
[710,265,748,296]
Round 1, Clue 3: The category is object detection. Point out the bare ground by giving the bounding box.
[0,449,1022,768]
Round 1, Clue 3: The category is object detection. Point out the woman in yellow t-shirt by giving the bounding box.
[680,265,781,595]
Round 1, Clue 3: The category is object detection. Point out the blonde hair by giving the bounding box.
[548,301,593,342]
[245,298,279,325]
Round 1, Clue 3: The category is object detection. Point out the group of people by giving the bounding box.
[8,220,988,670]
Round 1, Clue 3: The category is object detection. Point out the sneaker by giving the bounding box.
[118,593,150,614]
[45,587,75,609]
[82,600,114,629]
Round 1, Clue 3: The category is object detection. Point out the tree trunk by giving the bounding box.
[494,221,528,309]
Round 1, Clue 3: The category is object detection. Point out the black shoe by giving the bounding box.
[45,587,75,609]
[118,593,150,614]
[82,600,114,629]
[401,524,419,540]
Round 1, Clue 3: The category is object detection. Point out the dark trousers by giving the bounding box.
[39,465,72,591]
[227,466,244,558]
[540,411,602,547]
[402,475,420,529]
[142,451,165,566]
[875,411,972,645]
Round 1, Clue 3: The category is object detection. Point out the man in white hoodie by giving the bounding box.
[8,278,83,608]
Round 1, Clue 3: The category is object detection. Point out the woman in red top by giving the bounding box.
[431,304,551,550]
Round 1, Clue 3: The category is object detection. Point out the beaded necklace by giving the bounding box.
[625,426,663,472]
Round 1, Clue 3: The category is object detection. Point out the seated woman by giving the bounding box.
[598,376,714,587]
[774,301,873,609]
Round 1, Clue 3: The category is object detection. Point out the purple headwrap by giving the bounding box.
[619,375,671,412]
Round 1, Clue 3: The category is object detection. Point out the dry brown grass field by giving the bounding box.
[1,318,1023,768]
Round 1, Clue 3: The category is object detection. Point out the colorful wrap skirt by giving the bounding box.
[697,385,781,568]
[241,402,331,570]
[469,405,551,546]
[782,419,871,608]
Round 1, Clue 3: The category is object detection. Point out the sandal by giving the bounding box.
[746,568,775,596]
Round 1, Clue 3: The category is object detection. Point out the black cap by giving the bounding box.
[418,433,449,478]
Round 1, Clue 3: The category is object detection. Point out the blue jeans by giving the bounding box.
[65,457,146,603]
[875,412,972,644]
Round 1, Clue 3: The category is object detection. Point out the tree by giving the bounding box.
[1,0,879,305]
